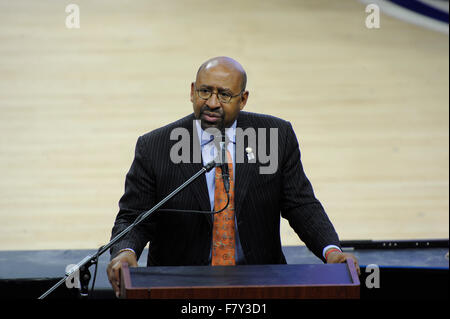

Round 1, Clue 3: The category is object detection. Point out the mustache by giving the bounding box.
[200,106,224,118]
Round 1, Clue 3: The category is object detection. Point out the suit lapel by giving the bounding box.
[175,115,212,225]
[175,112,258,224]
[235,113,258,220]
[178,162,211,212]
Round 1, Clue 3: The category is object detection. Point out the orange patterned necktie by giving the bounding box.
[211,150,235,266]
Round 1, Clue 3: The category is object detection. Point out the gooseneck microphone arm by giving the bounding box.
[38,159,220,300]
[220,128,230,194]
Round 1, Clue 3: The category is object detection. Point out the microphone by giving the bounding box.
[220,128,230,194]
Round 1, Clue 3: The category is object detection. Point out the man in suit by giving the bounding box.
[107,56,360,297]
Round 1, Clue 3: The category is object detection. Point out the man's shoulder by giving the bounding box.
[140,113,195,141]
[238,111,291,128]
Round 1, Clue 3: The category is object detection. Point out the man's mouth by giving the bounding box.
[201,112,222,123]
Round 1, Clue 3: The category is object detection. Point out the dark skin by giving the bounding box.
[327,250,361,276]
[107,56,360,298]
[190,56,249,131]
[107,250,137,298]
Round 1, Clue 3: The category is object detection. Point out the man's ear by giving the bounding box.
[239,90,249,110]
[190,82,195,103]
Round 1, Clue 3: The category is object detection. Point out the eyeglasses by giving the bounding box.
[195,86,244,104]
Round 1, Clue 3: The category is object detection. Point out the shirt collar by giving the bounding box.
[196,119,237,146]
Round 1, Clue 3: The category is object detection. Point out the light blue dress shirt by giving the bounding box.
[195,120,246,264]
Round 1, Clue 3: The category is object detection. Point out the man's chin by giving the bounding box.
[200,119,223,131]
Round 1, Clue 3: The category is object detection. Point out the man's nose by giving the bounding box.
[206,92,221,109]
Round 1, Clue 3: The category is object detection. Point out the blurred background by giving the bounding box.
[0,0,448,251]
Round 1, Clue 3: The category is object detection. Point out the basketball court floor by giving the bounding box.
[0,0,448,252]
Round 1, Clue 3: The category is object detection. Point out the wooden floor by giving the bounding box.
[0,0,448,250]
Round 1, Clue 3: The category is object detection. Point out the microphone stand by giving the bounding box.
[219,128,230,193]
[38,160,217,299]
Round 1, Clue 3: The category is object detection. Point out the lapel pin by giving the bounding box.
[245,147,255,161]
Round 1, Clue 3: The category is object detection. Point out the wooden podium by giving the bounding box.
[120,259,360,299]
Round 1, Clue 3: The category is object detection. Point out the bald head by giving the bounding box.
[196,56,247,91]
[191,56,249,130]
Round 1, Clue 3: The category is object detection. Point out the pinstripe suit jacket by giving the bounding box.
[110,111,340,265]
